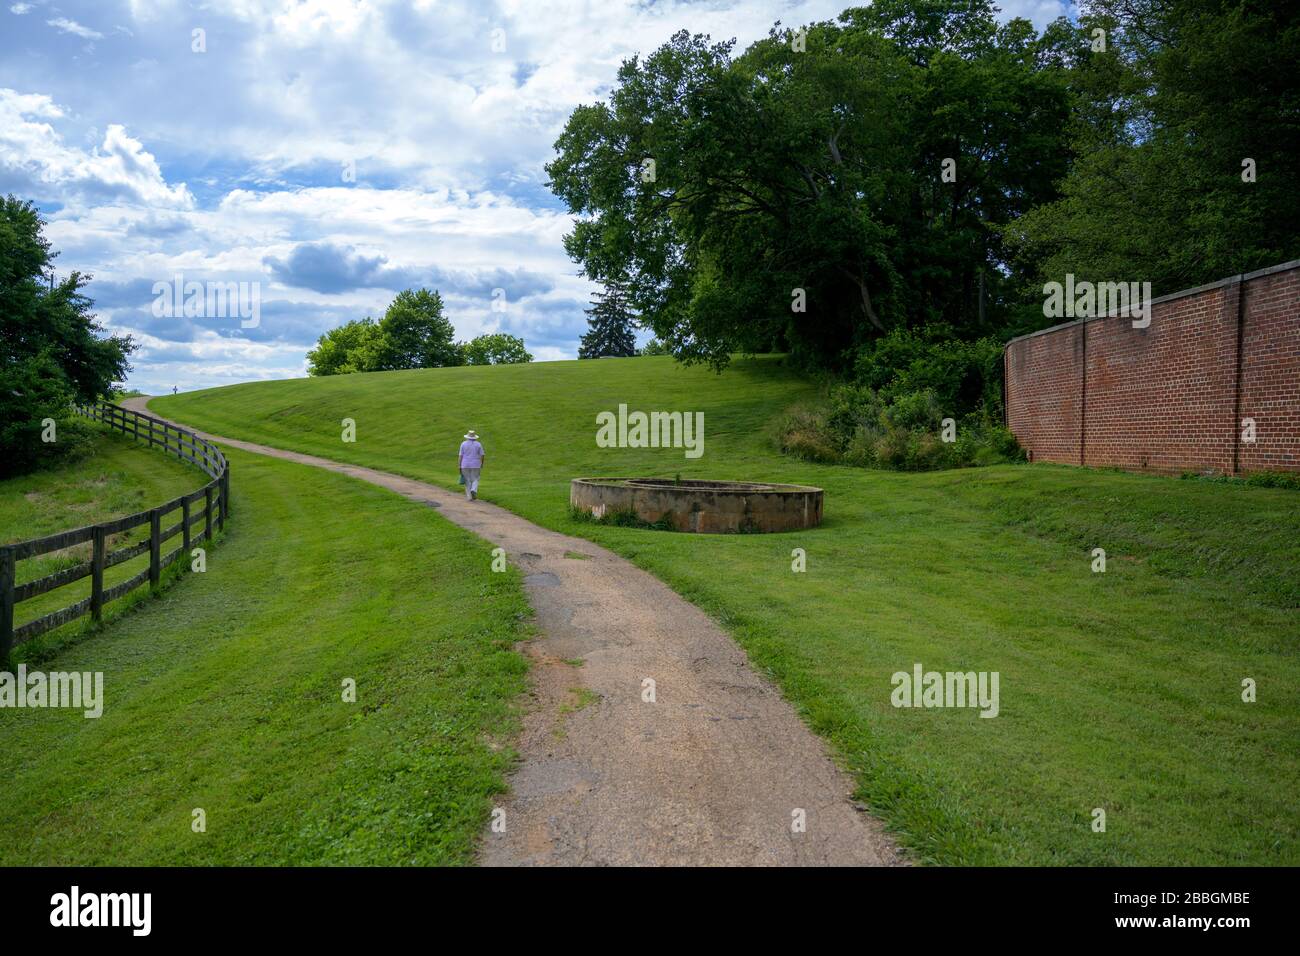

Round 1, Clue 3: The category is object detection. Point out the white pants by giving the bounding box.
[462,467,480,498]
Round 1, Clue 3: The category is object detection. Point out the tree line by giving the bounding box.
[306,288,532,375]
[548,0,1298,467]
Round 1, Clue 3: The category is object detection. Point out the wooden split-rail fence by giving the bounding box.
[0,402,229,661]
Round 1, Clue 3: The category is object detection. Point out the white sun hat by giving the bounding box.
[464,430,479,440]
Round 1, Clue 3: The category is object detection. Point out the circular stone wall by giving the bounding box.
[570,478,823,534]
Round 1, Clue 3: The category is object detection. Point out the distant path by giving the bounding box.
[126,397,901,867]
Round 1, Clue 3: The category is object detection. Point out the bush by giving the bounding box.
[772,383,1023,472]
[853,326,1004,418]
[770,403,843,464]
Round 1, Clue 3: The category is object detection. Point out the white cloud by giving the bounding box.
[2,0,1072,392]
[46,16,102,39]
[0,89,194,207]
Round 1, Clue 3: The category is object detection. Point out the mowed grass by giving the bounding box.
[152,356,1300,866]
[0,446,530,864]
[1,427,204,642]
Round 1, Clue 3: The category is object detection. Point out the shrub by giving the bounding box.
[853,326,1004,417]
[770,404,843,463]
[772,384,1023,473]
[883,389,943,432]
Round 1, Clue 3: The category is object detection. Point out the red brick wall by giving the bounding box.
[1005,321,1082,465]
[1239,269,1300,472]
[1004,262,1300,474]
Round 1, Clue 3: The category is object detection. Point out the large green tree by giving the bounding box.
[546,3,1074,370]
[306,317,383,375]
[305,288,463,375]
[1,196,135,477]
[373,288,461,370]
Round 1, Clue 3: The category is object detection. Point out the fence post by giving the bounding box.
[150,509,161,589]
[91,526,106,622]
[182,498,191,560]
[0,547,15,665]
[205,486,213,543]
[221,466,231,522]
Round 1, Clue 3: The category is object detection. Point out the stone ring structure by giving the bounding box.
[570,477,823,533]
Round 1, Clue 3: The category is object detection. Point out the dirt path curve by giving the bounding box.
[127,397,901,867]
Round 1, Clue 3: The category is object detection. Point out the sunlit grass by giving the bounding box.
[144,356,1300,865]
[0,446,530,864]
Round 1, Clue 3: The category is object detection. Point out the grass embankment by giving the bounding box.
[1,427,203,645]
[152,356,1300,866]
[0,445,530,864]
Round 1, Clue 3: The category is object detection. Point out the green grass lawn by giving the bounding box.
[1,427,205,644]
[152,355,1300,866]
[0,445,530,864]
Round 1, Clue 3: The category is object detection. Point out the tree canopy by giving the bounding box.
[1006,0,1300,308]
[306,291,532,375]
[462,332,533,365]
[547,2,1075,370]
[547,0,1299,371]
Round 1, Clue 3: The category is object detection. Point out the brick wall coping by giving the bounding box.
[1003,259,1300,349]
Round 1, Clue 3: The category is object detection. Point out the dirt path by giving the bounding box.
[127,398,901,867]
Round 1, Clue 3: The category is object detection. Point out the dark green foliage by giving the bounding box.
[853,326,1005,416]
[1007,0,1300,296]
[547,4,1074,370]
[0,196,135,477]
[549,0,1297,446]
[578,282,638,358]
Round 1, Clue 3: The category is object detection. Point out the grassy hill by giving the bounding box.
[0,445,530,864]
[1,427,205,645]
[149,355,1300,866]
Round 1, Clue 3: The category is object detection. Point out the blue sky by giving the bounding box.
[1,0,1069,393]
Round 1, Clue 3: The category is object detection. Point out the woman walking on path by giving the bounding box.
[458,430,485,500]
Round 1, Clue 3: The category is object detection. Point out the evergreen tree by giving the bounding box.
[1,195,135,476]
[578,282,637,358]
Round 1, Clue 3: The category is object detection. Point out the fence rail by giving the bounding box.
[0,401,229,660]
